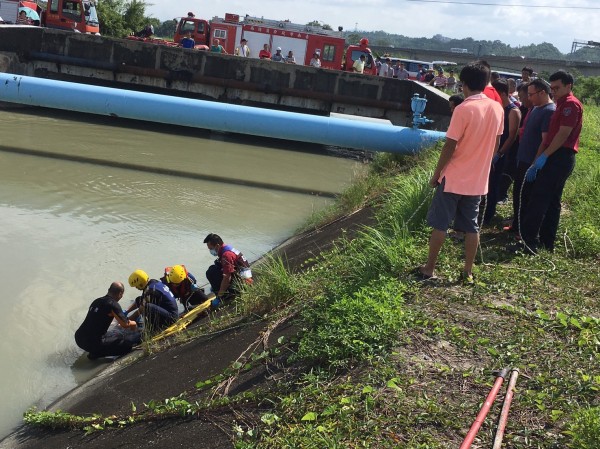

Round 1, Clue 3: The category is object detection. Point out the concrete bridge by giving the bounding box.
[369,46,600,78]
[0,26,451,129]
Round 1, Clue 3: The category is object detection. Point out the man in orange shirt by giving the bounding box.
[416,62,504,283]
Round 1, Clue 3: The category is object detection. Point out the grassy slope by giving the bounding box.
[233,105,600,448]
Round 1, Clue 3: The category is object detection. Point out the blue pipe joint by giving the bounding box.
[411,93,434,129]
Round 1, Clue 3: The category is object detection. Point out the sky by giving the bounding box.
[145,0,600,55]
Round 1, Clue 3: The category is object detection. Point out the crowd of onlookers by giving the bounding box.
[415,60,583,284]
[181,35,320,66]
[183,36,585,265]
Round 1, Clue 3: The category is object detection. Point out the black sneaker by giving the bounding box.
[506,241,537,255]
[460,272,475,285]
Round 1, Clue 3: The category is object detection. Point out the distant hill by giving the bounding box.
[344,31,600,62]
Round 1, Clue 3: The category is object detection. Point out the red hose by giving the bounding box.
[492,369,520,449]
[459,368,509,449]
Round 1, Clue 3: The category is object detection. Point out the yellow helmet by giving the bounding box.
[128,269,149,290]
[165,264,187,284]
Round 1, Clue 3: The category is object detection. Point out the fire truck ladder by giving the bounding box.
[242,15,339,36]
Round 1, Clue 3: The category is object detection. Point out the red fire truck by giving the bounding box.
[173,12,345,69]
[0,0,99,34]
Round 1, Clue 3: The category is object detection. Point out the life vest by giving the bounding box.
[163,265,196,299]
[221,245,252,280]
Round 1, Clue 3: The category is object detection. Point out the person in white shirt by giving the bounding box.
[379,58,390,77]
[236,38,250,57]
[433,70,448,89]
[285,50,296,64]
[447,70,457,91]
[271,47,284,62]
[309,53,321,68]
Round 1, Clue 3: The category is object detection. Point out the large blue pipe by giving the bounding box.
[0,74,445,153]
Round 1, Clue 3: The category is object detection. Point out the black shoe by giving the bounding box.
[506,241,537,255]
[410,267,439,283]
[459,271,475,285]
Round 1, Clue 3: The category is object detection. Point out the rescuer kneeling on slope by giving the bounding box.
[127,270,179,333]
[75,282,141,360]
[203,233,253,308]
[162,264,209,311]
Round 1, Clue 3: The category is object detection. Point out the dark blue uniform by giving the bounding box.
[141,279,178,331]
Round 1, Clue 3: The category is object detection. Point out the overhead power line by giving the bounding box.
[406,0,600,9]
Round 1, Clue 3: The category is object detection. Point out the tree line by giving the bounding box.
[345,31,599,62]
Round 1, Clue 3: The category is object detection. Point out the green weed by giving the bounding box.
[294,279,408,368]
[565,406,600,449]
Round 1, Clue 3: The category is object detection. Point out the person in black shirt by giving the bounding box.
[75,282,141,360]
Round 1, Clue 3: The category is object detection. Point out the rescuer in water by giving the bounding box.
[161,264,209,311]
[75,282,141,360]
[127,270,179,332]
[203,233,253,308]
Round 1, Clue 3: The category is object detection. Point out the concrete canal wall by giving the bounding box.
[0,26,451,129]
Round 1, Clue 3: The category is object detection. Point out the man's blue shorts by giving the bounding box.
[427,178,481,233]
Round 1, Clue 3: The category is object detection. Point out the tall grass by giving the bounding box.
[239,254,309,316]
[300,146,440,233]
[299,164,382,232]
[236,106,600,448]
[380,168,435,232]
[560,105,600,258]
